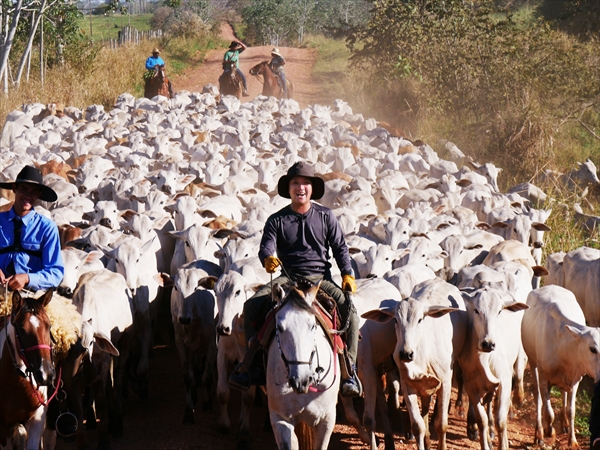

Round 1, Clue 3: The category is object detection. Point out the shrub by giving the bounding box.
[151,7,174,30]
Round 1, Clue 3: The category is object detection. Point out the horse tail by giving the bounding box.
[295,421,314,450]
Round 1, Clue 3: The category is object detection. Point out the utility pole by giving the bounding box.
[89,0,93,37]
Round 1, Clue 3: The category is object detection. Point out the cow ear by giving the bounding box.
[476,222,491,230]
[468,161,481,170]
[97,244,115,259]
[81,212,94,222]
[426,306,459,318]
[532,266,549,277]
[140,236,157,255]
[361,308,395,323]
[154,272,173,288]
[168,230,184,240]
[464,243,483,250]
[81,319,94,350]
[198,276,218,290]
[456,179,472,188]
[565,324,585,339]
[531,222,551,231]
[93,331,119,356]
[503,302,528,313]
[491,222,509,229]
[153,215,171,231]
[85,250,104,265]
[348,247,361,255]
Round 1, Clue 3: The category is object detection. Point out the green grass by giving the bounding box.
[304,34,350,76]
[550,384,593,438]
[77,13,153,40]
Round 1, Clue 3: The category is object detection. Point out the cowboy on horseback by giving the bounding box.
[223,41,249,97]
[229,162,362,397]
[269,47,288,98]
[143,48,165,81]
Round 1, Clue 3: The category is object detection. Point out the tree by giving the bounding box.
[536,0,600,38]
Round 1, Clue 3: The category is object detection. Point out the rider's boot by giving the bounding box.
[341,364,363,397]
[229,337,265,391]
[242,88,249,97]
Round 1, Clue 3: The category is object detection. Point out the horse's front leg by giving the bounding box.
[24,401,47,450]
[313,413,337,450]
[270,414,297,450]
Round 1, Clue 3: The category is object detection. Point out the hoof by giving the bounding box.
[544,426,555,439]
[405,431,415,441]
[384,435,395,450]
[182,412,194,425]
[467,428,479,442]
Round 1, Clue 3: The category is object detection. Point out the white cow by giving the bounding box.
[363,278,467,450]
[458,287,528,450]
[209,271,259,445]
[168,259,220,424]
[522,285,600,447]
[562,246,600,327]
[72,269,133,450]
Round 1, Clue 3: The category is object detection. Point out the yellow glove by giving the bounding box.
[264,256,281,274]
[342,274,357,294]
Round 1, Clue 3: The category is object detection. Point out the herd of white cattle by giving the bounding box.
[0,88,599,450]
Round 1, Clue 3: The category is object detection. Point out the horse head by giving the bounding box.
[249,61,268,77]
[9,289,55,387]
[273,281,321,394]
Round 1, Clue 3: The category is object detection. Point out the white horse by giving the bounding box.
[267,282,340,450]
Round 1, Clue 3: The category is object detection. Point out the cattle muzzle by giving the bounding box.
[533,241,544,249]
[57,286,74,298]
[398,350,414,362]
[217,324,231,336]
[480,340,496,352]
[78,185,87,194]
[99,218,112,229]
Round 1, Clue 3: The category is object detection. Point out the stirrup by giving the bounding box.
[229,369,251,391]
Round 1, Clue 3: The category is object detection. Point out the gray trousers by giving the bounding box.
[243,274,359,366]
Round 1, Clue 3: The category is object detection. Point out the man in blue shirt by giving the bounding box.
[0,166,64,292]
[145,48,165,71]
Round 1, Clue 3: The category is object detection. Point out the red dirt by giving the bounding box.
[172,23,322,108]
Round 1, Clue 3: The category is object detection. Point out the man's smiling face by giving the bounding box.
[13,183,42,216]
[289,176,313,211]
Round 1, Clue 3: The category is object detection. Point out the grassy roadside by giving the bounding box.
[77,13,154,41]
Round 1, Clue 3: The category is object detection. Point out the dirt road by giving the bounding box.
[173,23,322,108]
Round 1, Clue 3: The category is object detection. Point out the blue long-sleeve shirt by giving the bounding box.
[145,55,165,70]
[0,208,64,291]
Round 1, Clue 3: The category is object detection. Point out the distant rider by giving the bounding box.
[145,47,165,70]
[223,41,249,97]
[269,47,287,98]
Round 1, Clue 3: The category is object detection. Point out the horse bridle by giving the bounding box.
[3,287,61,406]
[273,297,337,392]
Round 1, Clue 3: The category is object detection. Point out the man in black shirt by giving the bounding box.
[229,162,361,397]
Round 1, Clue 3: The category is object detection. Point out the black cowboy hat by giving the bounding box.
[277,162,325,200]
[229,41,239,48]
[0,165,58,202]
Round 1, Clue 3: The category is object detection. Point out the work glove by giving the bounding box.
[342,274,357,294]
[264,255,281,274]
